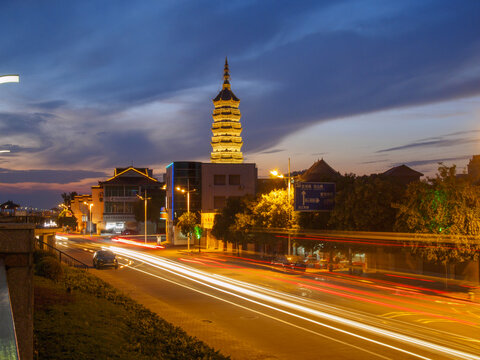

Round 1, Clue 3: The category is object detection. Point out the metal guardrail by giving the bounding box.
[0,259,19,360]
[250,227,480,245]
[35,239,89,270]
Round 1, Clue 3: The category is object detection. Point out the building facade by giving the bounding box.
[165,162,257,244]
[72,167,164,234]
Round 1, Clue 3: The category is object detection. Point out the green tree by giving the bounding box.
[212,196,251,245]
[394,165,480,284]
[328,175,404,232]
[252,189,293,229]
[177,212,199,239]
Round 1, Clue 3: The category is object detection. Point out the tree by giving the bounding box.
[252,189,293,229]
[394,165,480,284]
[328,175,404,232]
[60,192,78,207]
[212,196,251,245]
[176,212,199,240]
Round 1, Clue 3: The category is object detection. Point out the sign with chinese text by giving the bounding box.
[201,212,217,229]
[294,182,335,211]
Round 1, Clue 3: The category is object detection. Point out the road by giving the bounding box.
[53,234,480,360]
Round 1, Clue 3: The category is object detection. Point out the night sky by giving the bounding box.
[1,0,480,209]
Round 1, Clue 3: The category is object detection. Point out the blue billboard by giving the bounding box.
[294,182,335,211]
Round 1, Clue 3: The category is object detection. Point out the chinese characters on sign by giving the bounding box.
[294,182,335,211]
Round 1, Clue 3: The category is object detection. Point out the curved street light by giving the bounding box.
[137,190,152,244]
[0,75,19,84]
[83,202,94,236]
[270,158,293,255]
[176,180,197,251]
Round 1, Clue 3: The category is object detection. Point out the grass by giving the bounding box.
[34,265,229,360]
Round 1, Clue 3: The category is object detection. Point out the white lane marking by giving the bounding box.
[110,247,480,360]
[128,265,394,360]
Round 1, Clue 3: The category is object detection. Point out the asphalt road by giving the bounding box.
[53,235,480,360]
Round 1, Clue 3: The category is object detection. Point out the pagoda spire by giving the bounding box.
[210,58,243,164]
[223,57,231,89]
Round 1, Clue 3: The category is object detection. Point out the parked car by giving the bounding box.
[93,250,118,269]
[121,229,138,235]
[271,255,307,273]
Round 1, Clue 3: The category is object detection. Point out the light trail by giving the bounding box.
[108,246,480,360]
[128,263,395,360]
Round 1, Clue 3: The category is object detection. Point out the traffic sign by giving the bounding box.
[294,182,335,211]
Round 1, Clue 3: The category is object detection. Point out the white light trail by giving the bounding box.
[109,247,480,360]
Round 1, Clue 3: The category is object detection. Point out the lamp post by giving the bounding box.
[0,75,19,84]
[137,189,151,244]
[176,179,196,251]
[83,202,93,236]
[270,158,293,255]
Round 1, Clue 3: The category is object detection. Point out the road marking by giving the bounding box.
[114,248,475,360]
[128,265,396,360]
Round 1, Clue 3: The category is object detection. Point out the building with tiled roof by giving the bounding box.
[381,164,423,184]
[299,159,342,182]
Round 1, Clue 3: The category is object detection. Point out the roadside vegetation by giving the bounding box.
[34,251,229,360]
[211,164,480,267]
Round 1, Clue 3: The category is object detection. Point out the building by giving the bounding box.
[72,167,164,234]
[299,158,342,182]
[381,164,423,184]
[211,58,243,163]
[70,194,92,233]
[467,155,480,183]
[165,162,257,244]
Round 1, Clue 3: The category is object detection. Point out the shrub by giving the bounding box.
[33,249,57,264]
[35,257,63,281]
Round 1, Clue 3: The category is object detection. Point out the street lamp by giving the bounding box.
[176,179,196,251]
[0,75,19,84]
[83,202,93,236]
[137,190,152,244]
[270,158,293,255]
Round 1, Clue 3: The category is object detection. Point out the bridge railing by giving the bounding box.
[35,239,89,270]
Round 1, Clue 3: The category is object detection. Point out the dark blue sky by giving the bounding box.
[1,0,480,209]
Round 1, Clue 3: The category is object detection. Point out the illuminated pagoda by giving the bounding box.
[210,58,243,163]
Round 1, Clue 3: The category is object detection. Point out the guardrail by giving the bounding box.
[0,259,19,360]
[35,239,89,270]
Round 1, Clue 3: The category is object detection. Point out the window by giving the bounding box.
[213,196,226,209]
[105,202,125,213]
[125,186,139,197]
[229,175,240,185]
[104,186,123,197]
[214,175,226,185]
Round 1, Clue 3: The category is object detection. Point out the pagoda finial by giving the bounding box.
[223,57,230,86]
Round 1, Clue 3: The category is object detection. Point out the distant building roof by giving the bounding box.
[0,200,20,209]
[382,164,423,178]
[299,159,341,182]
[100,166,159,185]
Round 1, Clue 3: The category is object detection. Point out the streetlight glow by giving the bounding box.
[0,75,19,84]
[83,202,93,236]
[0,150,10,153]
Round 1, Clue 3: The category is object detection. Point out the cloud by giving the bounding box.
[377,138,478,153]
[393,156,471,168]
[0,0,479,208]
[0,168,108,184]
[259,148,285,154]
